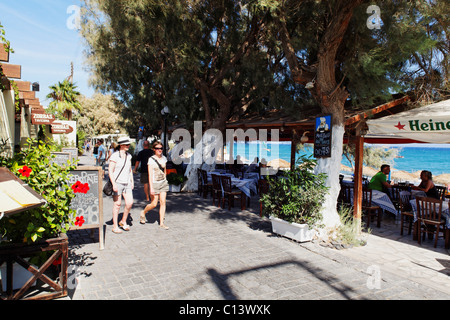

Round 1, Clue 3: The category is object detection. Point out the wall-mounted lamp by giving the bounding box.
[305,80,315,89]
[301,131,310,144]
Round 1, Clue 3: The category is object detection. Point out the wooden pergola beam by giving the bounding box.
[19,91,35,100]
[14,81,31,92]
[345,96,410,126]
[0,44,9,62]
[1,63,21,79]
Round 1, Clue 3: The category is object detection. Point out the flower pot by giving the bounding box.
[169,184,181,193]
[0,259,37,291]
[269,217,314,242]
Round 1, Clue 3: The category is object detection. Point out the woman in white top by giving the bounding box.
[140,141,169,229]
[109,137,134,233]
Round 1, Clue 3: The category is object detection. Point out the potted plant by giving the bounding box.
[260,155,328,242]
[166,172,187,193]
[0,138,83,299]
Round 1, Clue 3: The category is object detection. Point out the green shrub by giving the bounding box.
[0,139,78,244]
[260,155,328,228]
[166,172,187,186]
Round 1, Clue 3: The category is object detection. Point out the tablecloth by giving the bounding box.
[208,172,257,198]
[370,190,398,216]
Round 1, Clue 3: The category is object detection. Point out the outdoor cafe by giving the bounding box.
[189,96,450,249]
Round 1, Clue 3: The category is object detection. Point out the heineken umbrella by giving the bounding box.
[366,99,450,144]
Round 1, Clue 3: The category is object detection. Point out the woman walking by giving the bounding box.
[140,141,170,229]
[109,137,134,233]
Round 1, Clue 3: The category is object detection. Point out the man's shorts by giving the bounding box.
[140,172,149,184]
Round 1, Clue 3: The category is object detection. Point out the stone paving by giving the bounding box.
[62,154,450,301]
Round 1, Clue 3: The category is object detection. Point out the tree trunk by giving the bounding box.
[278,0,362,236]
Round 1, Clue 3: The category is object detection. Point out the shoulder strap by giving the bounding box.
[151,156,165,173]
[114,153,128,181]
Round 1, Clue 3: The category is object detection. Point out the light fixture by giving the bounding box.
[32,82,40,92]
[301,131,310,144]
[161,106,170,115]
[305,80,315,89]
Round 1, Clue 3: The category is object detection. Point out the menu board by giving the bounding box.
[314,115,332,158]
[68,166,104,250]
[50,152,72,167]
[62,148,78,164]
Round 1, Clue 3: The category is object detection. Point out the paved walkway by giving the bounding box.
[63,154,450,300]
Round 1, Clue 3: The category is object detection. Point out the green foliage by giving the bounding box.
[46,79,82,121]
[166,172,187,186]
[343,144,400,171]
[260,155,328,228]
[0,139,78,244]
[336,204,368,247]
[0,21,14,53]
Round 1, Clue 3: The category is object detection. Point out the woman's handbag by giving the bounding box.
[103,180,114,196]
[103,153,128,196]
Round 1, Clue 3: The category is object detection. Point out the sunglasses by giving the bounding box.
[154,147,163,150]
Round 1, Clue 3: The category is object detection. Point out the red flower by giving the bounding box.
[72,181,90,194]
[75,216,85,227]
[18,165,32,178]
[52,256,62,266]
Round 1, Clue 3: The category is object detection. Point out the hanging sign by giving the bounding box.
[51,123,74,134]
[314,114,332,158]
[31,113,55,125]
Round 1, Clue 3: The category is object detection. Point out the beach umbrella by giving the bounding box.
[366,99,450,144]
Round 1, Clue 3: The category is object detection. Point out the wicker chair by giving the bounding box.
[399,191,414,235]
[221,175,245,210]
[200,169,212,198]
[258,179,269,217]
[211,174,222,207]
[416,196,446,248]
[362,188,382,228]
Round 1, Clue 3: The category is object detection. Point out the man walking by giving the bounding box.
[133,140,154,201]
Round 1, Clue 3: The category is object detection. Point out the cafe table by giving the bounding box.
[340,181,398,216]
[208,172,257,198]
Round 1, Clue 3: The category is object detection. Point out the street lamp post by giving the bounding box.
[161,106,170,157]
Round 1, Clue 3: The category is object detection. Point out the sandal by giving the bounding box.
[112,228,123,234]
[159,224,169,230]
[119,221,130,231]
[140,211,146,224]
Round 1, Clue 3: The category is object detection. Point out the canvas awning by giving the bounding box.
[366,99,450,144]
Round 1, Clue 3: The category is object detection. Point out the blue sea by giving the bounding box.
[231,142,450,176]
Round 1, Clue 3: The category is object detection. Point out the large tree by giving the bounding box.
[80,0,298,133]
[270,0,445,230]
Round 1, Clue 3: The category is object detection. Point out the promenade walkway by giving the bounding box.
[64,153,450,301]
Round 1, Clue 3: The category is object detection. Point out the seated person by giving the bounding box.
[412,170,440,199]
[245,157,259,173]
[368,164,392,193]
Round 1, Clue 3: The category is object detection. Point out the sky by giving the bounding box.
[0,0,94,107]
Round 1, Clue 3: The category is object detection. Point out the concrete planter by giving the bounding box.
[269,217,314,242]
[169,184,181,193]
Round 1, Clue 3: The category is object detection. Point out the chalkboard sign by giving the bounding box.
[68,166,104,250]
[314,114,332,158]
[62,148,78,164]
[50,152,72,167]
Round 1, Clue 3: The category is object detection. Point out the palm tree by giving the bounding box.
[46,79,82,120]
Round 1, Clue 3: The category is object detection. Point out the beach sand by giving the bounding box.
[340,164,450,186]
[268,158,290,169]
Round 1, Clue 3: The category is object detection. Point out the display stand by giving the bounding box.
[68,166,104,250]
